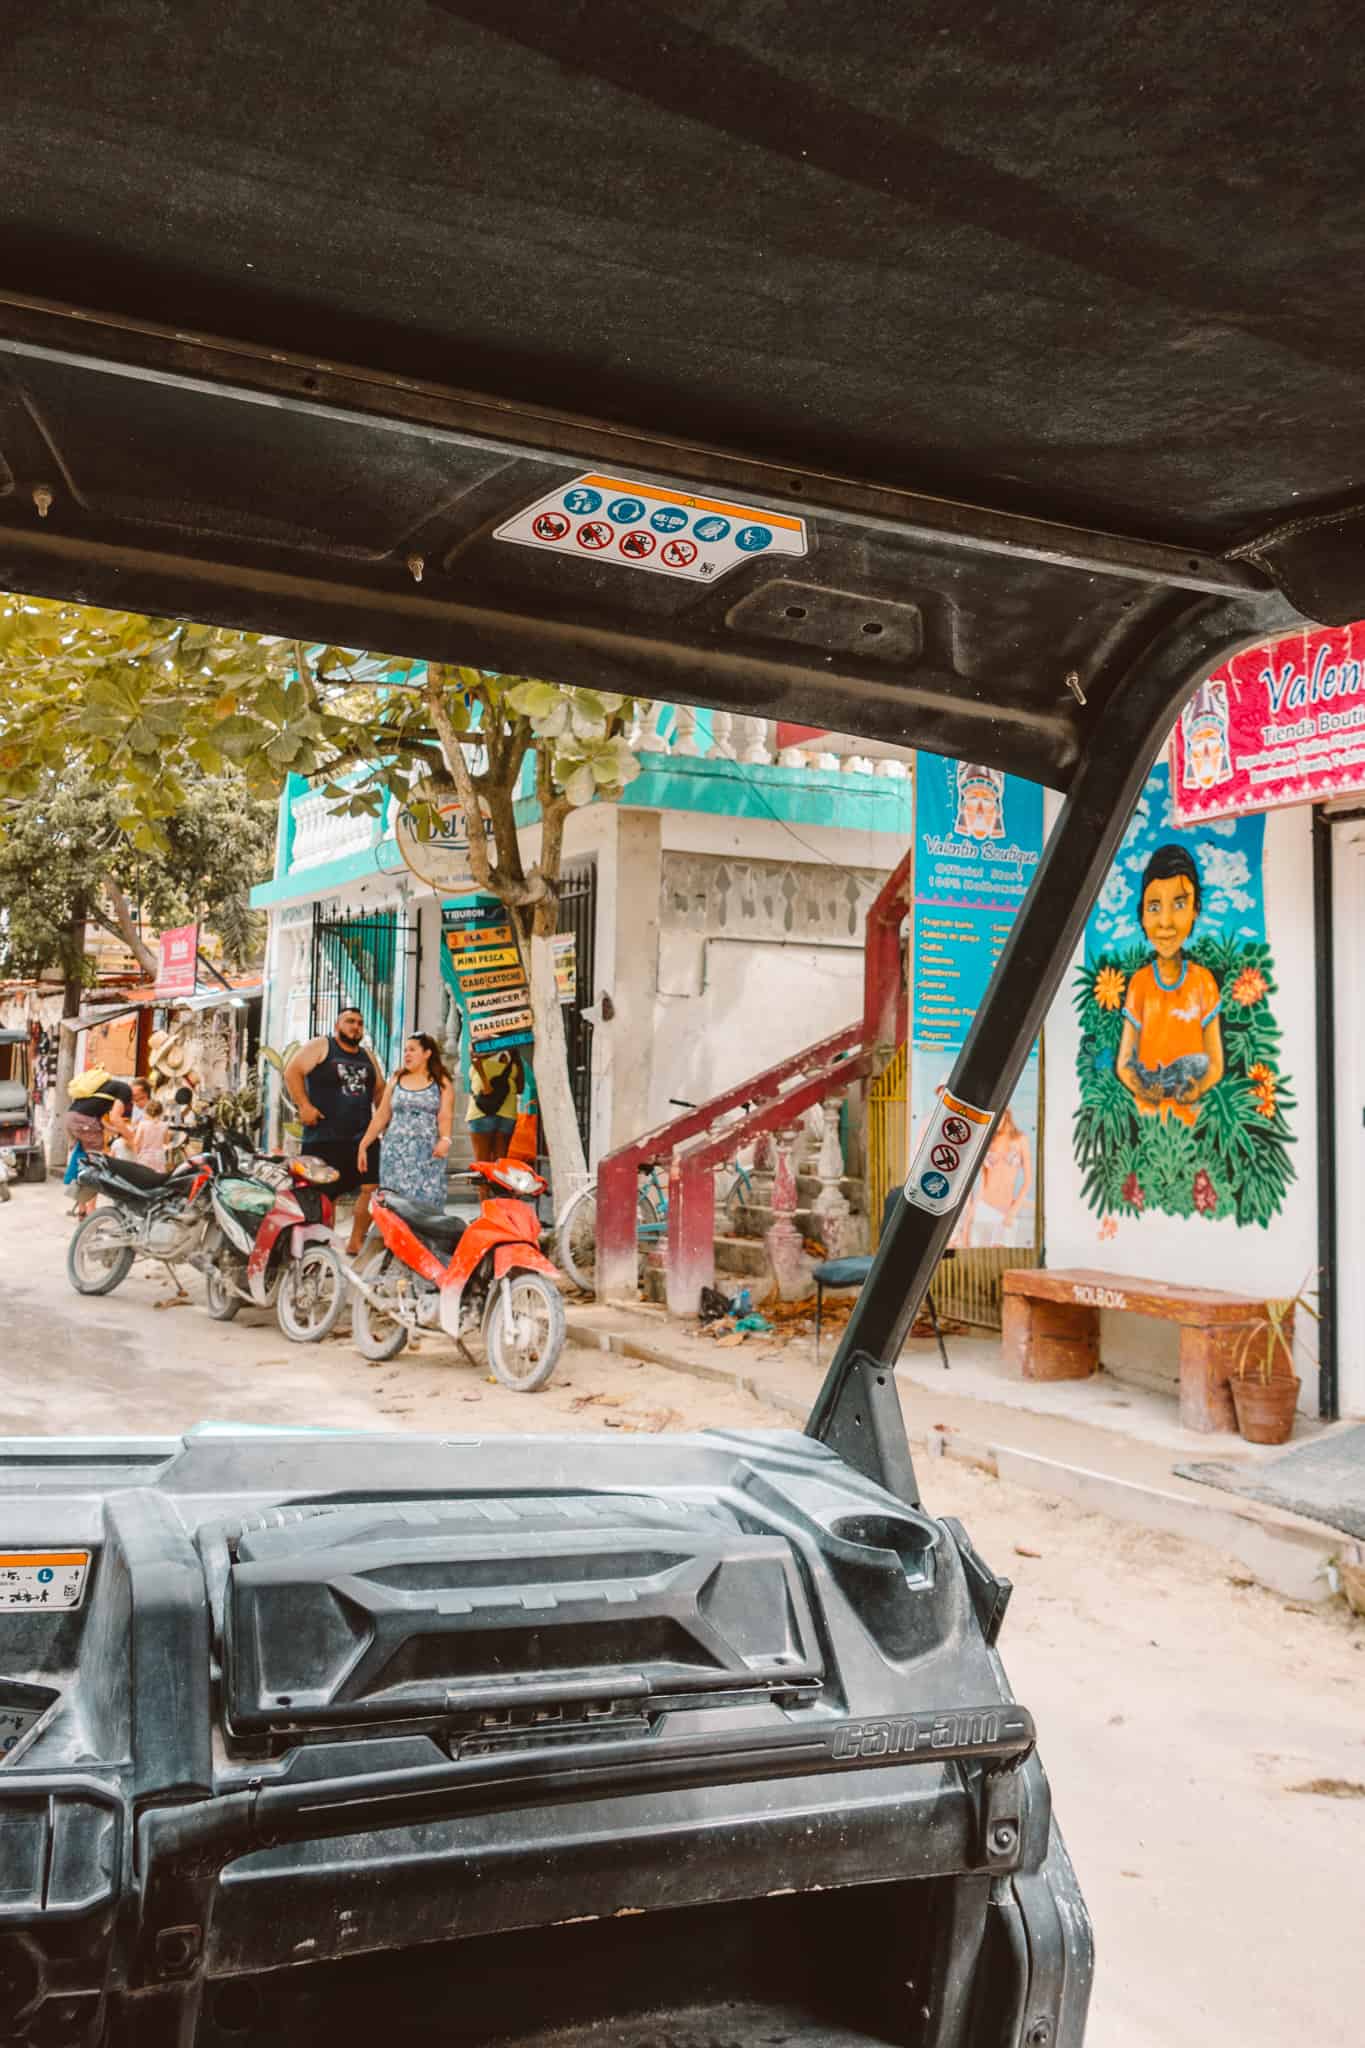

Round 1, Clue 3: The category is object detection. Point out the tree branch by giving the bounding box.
[422,666,539,904]
[100,880,158,976]
[529,747,573,939]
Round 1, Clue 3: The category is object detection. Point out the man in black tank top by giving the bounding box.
[284,1008,383,1254]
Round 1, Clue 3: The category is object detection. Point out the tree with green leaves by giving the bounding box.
[0,766,276,1160]
[0,597,646,1180]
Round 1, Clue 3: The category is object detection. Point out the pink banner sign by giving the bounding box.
[1170,621,1365,824]
[154,924,198,998]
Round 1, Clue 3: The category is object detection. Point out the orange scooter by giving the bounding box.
[347,1158,565,1390]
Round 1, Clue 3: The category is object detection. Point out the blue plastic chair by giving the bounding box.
[812,1189,952,1370]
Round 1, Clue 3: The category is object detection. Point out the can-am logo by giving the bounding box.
[831,1710,1013,1760]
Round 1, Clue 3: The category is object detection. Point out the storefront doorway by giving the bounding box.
[1332,816,1365,1419]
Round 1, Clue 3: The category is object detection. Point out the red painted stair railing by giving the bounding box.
[595,846,911,1309]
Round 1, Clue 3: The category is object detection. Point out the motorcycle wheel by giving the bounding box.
[350,1245,409,1362]
[277,1245,346,1344]
[203,1243,243,1321]
[483,1270,565,1392]
[67,1210,135,1296]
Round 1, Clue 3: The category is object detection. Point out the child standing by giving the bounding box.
[132,1097,171,1172]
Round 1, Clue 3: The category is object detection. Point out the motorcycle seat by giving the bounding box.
[95,1157,188,1193]
[382,1192,466,1247]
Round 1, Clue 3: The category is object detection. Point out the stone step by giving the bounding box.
[714,1234,774,1278]
[795,1172,864,1203]
[641,1259,774,1307]
[728,1202,821,1239]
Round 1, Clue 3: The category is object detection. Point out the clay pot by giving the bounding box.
[1230,1373,1301,1445]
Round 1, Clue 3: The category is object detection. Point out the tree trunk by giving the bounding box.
[527,928,588,1196]
[47,906,88,1170]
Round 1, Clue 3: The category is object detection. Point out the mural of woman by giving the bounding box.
[1116,845,1223,1126]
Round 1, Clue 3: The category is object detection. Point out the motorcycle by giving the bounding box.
[348,1158,565,1390]
[198,1150,347,1344]
[66,1108,234,1296]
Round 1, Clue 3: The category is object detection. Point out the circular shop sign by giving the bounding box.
[395,797,495,894]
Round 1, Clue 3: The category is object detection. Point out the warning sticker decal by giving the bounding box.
[494,473,808,584]
[0,1551,90,1611]
[904,1092,993,1217]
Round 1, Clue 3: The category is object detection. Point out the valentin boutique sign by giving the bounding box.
[1171,622,1365,825]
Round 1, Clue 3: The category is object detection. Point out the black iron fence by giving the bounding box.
[557,859,597,1153]
[310,906,418,1075]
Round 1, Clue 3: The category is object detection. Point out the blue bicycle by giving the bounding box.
[556,1101,755,1296]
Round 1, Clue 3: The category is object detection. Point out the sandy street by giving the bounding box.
[1,1179,1362,2046]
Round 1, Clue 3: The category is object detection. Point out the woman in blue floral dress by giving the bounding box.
[357,1034,454,1209]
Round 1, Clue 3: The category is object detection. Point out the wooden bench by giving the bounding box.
[1001,1268,1289,1434]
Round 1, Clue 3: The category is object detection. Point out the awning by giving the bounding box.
[64,984,264,1033]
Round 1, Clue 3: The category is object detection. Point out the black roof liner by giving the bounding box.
[1,4,1362,775]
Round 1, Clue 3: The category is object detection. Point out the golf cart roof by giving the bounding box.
[2,5,1363,782]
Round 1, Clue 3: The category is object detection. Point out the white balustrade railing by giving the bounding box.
[289,791,383,871]
[288,712,909,872]
[632,704,908,777]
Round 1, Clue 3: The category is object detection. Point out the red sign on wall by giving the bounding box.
[1170,622,1365,824]
[154,924,198,998]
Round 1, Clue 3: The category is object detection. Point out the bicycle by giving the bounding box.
[556,1100,756,1295]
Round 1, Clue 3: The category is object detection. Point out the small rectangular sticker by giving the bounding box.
[904,1093,993,1216]
[0,1703,45,1759]
[0,1551,90,1611]
[494,472,808,584]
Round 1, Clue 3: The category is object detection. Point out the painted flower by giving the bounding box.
[1248,1062,1274,1086]
[1097,1215,1118,1241]
[1121,1171,1145,1212]
[1092,1049,1114,1075]
[1192,1167,1218,1215]
[1230,966,1268,1007]
[1254,1087,1278,1120]
[1093,966,1126,1012]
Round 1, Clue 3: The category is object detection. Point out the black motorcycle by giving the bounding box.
[65,1098,254,1298]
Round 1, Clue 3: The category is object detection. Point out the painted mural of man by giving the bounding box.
[1116,845,1224,1126]
[1181,680,1232,792]
[954,762,1005,841]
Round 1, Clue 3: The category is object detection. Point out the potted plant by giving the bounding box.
[1229,1280,1318,1445]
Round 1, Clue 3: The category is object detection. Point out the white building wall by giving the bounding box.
[645,813,904,1130]
[1043,798,1320,1409]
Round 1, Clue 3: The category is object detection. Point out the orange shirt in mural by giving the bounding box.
[1123,960,1221,1126]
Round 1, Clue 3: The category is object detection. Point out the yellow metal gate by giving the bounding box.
[866,1045,1042,1331]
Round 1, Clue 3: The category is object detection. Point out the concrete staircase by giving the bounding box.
[641,1144,869,1305]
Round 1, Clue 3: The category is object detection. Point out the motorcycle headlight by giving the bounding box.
[491,1163,540,1196]
[290,1156,340,1185]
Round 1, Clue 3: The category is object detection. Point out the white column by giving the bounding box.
[672,704,701,756]
[707,710,736,760]
[737,715,773,764]
[811,1097,854,1256]
[635,702,671,754]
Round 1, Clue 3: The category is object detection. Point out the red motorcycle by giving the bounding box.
[348,1159,565,1389]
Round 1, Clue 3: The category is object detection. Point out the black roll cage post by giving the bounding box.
[806,587,1299,1499]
